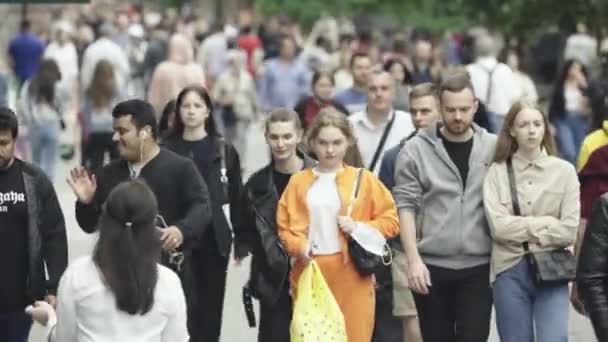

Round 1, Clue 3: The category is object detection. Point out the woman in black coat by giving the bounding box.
[577,193,608,341]
[163,85,244,342]
[240,108,316,342]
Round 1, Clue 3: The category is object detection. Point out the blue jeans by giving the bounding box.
[555,114,588,166]
[0,311,32,342]
[493,258,569,342]
[30,119,60,181]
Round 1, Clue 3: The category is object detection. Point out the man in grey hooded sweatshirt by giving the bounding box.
[392,69,497,342]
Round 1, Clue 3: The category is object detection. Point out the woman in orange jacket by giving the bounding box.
[277,107,400,342]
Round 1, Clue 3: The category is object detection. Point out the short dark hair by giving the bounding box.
[112,99,159,140]
[240,26,252,35]
[280,34,297,49]
[438,67,476,101]
[350,52,370,69]
[312,70,334,87]
[0,107,18,138]
[265,108,302,135]
[20,20,31,31]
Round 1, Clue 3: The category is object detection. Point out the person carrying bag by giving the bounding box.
[277,108,399,342]
[290,261,347,342]
[347,168,393,276]
[483,100,579,342]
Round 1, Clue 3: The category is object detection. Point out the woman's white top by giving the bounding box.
[49,255,188,342]
[306,170,342,255]
[564,85,584,114]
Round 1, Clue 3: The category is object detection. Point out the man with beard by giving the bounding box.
[392,70,497,342]
[68,99,211,264]
[0,107,67,342]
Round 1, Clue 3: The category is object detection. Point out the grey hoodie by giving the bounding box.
[393,122,497,269]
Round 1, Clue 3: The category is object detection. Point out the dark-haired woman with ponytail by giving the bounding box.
[26,180,189,341]
[163,85,244,342]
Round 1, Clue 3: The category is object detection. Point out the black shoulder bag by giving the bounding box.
[347,168,392,276]
[368,112,396,172]
[506,158,576,286]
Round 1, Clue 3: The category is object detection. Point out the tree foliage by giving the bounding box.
[254,0,606,37]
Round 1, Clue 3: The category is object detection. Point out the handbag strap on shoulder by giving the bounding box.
[347,168,364,217]
[506,158,530,253]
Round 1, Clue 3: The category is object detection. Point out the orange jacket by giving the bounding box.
[277,166,399,259]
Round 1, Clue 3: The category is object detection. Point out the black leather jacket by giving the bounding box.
[241,154,315,305]
[20,159,67,300]
[577,193,608,341]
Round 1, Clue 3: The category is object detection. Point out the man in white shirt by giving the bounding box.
[44,21,78,96]
[349,70,414,174]
[564,23,598,69]
[466,34,521,132]
[197,23,228,86]
[80,24,130,92]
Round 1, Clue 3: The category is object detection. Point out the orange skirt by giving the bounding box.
[292,253,375,342]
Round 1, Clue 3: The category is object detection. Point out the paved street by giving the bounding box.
[28,121,596,341]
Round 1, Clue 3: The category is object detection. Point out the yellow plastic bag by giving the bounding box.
[290,260,347,342]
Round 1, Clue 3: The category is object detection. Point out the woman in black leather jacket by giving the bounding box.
[240,108,315,342]
[578,193,608,341]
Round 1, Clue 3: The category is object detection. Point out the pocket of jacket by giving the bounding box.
[537,190,564,217]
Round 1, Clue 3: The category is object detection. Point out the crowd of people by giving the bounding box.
[4,3,608,342]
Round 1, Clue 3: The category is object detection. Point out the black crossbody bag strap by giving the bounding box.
[368,111,396,171]
[506,157,529,252]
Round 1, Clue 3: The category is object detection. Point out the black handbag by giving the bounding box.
[506,158,576,286]
[347,168,391,276]
[348,238,391,276]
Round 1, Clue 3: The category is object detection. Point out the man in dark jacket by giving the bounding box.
[577,193,608,341]
[67,100,211,318]
[0,107,67,342]
[68,99,210,245]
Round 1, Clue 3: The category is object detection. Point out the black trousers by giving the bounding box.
[258,283,292,342]
[82,132,117,172]
[413,263,492,342]
[372,264,403,342]
[371,299,403,342]
[188,241,230,342]
[0,311,31,342]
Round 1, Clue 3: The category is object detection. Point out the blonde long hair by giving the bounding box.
[306,107,363,167]
[493,100,557,163]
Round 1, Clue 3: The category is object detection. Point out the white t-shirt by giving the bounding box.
[349,109,415,174]
[306,170,342,255]
[467,57,522,115]
[197,32,228,79]
[49,256,188,342]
